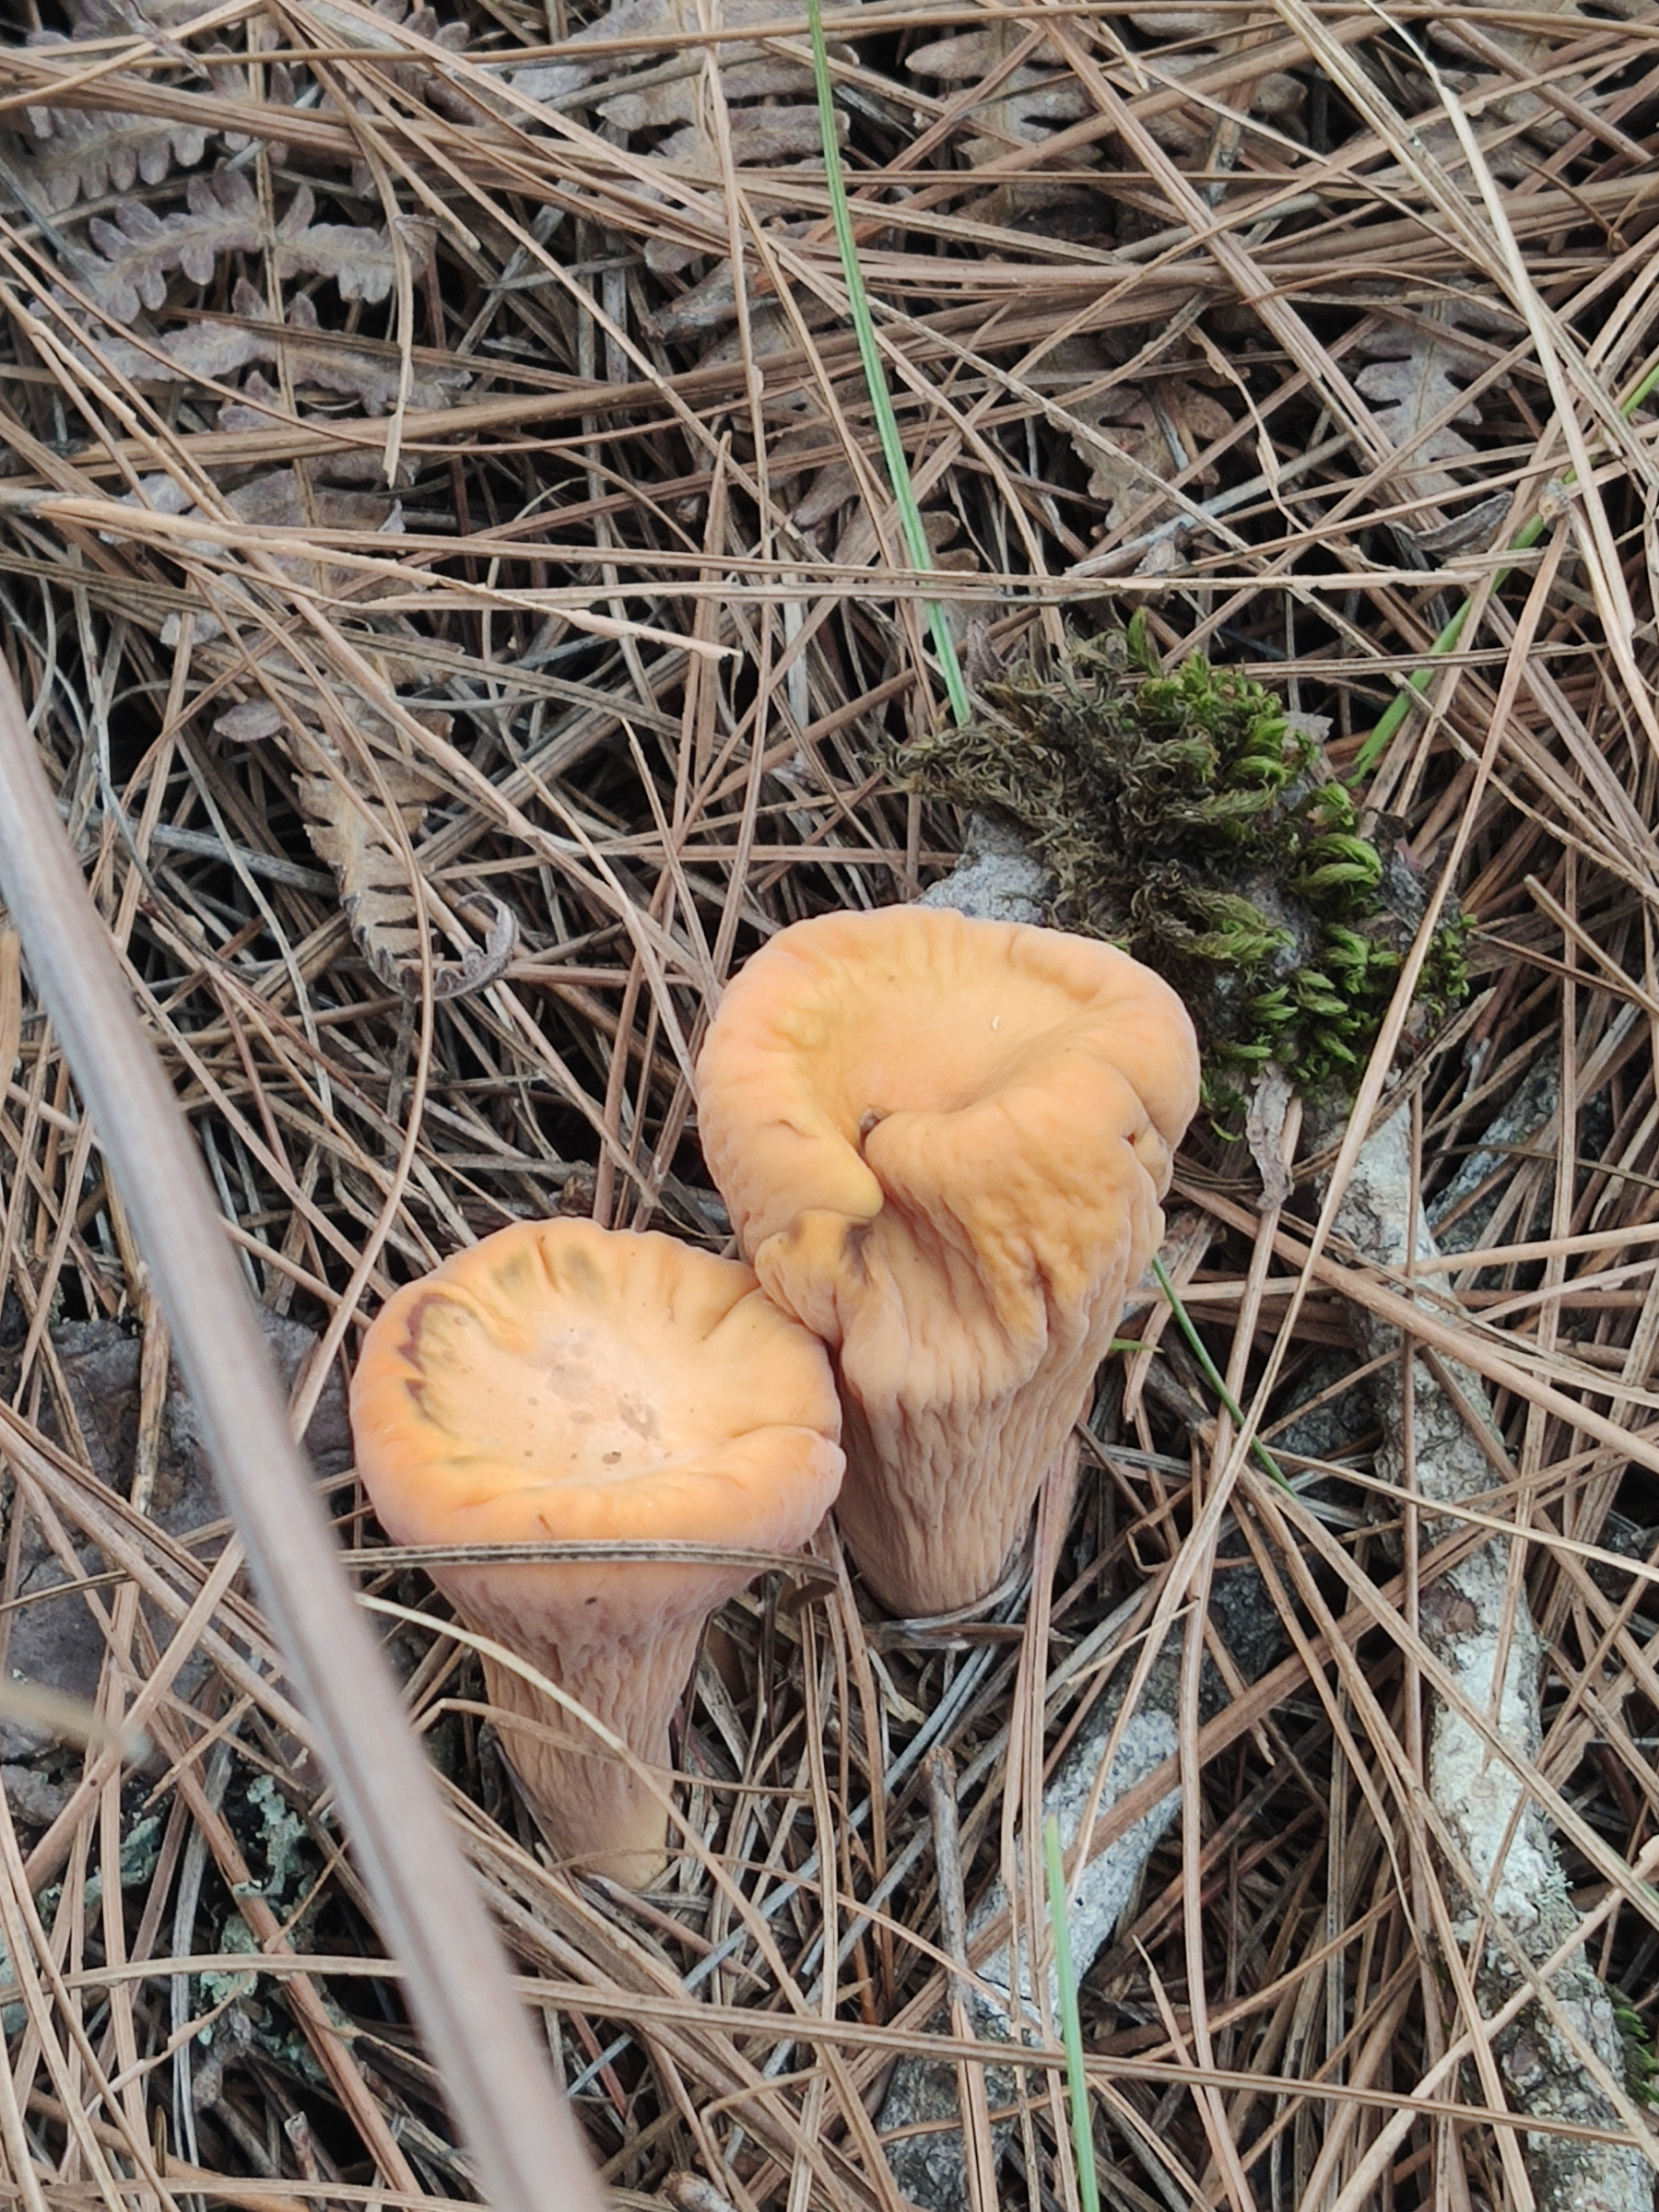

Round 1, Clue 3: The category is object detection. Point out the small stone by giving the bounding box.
[2,1764,72,1826]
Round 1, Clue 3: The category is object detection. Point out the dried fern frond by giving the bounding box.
[1351,294,1517,515]
[511,0,854,292]
[124,468,405,640]
[61,282,469,417]
[293,736,518,1002]
[88,171,426,324]
[306,0,483,147]
[206,643,519,1002]
[905,21,1093,170]
[907,14,1302,177]
[20,53,215,212]
[511,0,820,111]
[1047,336,1235,562]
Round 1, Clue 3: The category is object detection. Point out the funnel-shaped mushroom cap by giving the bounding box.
[351,1219,843,1882]
[696,907,1198,1617]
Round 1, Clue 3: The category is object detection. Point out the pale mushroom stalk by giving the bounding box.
[351,1218,842,1886]
[455,1559,757,1883]
[696,902,1199,1618]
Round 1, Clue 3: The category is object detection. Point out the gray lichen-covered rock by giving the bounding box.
[1318,1101,1653,2212]
[916,812,1053,926]
[878,1668,1182,2207]
[0,1310,349,1764]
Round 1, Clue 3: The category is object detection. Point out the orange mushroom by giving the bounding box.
[350,1218,843,1884]
[695,907,1199,1618]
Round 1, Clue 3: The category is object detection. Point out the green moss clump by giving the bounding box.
[895,616,1466,1112]
[1613,1988,1658,2106]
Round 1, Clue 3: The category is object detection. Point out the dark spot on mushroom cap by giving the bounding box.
[397,1291,446,1371]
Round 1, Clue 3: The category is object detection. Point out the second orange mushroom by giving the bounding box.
[696,905,1200,1618]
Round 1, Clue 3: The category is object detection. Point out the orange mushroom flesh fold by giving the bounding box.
[695,907,1200,1618]
[350,1219,843,1885]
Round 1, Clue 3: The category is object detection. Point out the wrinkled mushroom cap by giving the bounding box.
[351,1218,843,1878]
[696,907,1199,1616]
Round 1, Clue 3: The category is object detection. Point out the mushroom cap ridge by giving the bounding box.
[351,1216,842,1554]
[694,906,1200,1616]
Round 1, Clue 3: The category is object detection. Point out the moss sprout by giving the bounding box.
[1611,1987,1658,2107]
[895,616,1467,1116]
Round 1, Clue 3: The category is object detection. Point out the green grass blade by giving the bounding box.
[1044,1813,1101,2212]
[803,0,971,725]
[1151,1254,1289,1487]
[1353,353,1659,779]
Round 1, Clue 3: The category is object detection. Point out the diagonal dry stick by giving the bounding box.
[0,655,606,2212]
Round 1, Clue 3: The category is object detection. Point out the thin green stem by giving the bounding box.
[803,0,971,725]
[1354,353,1659,779]
[1150,1254,1289,1487]
[1044,1813,1101,2212]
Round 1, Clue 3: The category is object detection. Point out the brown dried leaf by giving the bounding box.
[124,464,397,535]
[129,466,404,644]
[648,108,829,171]
[647,233,830,340]
[1431,0,1594,156]
[639,106,841,274]
[214,700,288,746]
[214,376,407,484]
[831,497,972,572]
[1140,48,1305,156]
[1051,340,1233,537]
[906,22,1090,166]
[212,694,444,776]
[792,453,861,533]
[228,470,400,537]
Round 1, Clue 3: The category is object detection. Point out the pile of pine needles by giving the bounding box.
[0,0,1657,2203]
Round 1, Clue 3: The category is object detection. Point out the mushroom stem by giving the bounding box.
[835,1397,1088,1622]
[483,1652,668,1887]
[458,1586,733,1885]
